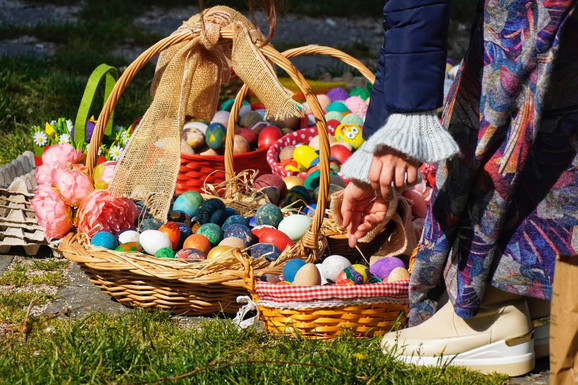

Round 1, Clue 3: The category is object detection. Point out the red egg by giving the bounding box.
[235,127,257,146]
[158,222,181,249]
[254,174,288,197]
[326,119,342,132]
[251,224,276,239]
[257,125,283,149]
[258,228,295,252]
[330,144,352,165]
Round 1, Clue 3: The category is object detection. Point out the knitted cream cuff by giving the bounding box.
[363,110,460,163]
[340,142,373,185]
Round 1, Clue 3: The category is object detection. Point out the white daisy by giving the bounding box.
[109,145,123,161]
[98,146,103,156]
[58,133,71,144]
[33,131,48,146]
[65,119,74,134]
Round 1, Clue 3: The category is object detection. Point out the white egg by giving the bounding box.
[316,263,328,285]
[117,229,140,244]
[321,254,352,283]
[277,214,311,241]
[183,121,208,134]
[139,230,173,255]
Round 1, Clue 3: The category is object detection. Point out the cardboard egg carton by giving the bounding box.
[0,151,50,256]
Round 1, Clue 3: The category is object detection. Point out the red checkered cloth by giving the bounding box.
[255,280,409,305]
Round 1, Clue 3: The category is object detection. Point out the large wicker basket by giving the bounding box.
[58,14,334,316]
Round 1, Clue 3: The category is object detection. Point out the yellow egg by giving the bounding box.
[207,245,234,259]
[283,175,305,190]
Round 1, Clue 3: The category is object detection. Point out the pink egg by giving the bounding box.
[233,135,251,154]
[211,110,230,127]
[235,127,257,146]
[316,94,331,110]
[344,96,368,117]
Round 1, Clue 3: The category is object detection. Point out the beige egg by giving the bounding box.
[292,263,321,286]
[180,139,195,156]
[387,267,411,282]
[199,147,219,156]
[330,140,352,150]
[233,134,251,154]
[279,145,296,161]
[219,237,247,249]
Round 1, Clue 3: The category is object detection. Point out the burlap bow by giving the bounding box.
[110,6,303,221]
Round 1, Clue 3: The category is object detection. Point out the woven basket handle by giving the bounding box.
[226,45,376,263]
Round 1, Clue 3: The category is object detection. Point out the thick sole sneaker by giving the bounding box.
[395,331,535,377]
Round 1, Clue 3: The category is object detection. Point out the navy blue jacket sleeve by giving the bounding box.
[363,0,450,139]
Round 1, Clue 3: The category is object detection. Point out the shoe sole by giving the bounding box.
[533,318,549,359]
[396,336,535,377]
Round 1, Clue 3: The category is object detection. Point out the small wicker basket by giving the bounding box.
[58,15,333,315]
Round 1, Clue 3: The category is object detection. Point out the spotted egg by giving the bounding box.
[175,248,207,262]
[195,223,223,245]
[140,217,163,231]
[222,215,249,232]
[250,243,281,261]
[173,191,204,217]
[194,198,227,226]
[205,122,227,150]
[115,242,143,253]
[223,223,255,247]
[255,203,284,228]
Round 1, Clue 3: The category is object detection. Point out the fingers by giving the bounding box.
[406,165,418,186]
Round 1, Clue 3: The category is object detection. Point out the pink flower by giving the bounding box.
[76,190,139,237]
[31,184,73,241]
[403,179,433,219]
[36,163,60,186]
[92,161,117,189]
[42,143,83,167]
[51,167,94,207]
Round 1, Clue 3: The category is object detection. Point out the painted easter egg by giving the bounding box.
[321,255,352,283]
[325,101,350,115]
[223,224,254,247]
[175,248,207,262]
[282,175,305,190]
[220,98,250,112]
[194,198,227,226]
[369,257,406,281]
[327,87,349,102]
[205,122,227,150]
[139,230,173,255]
[282,258,306,283]
[182,233,211,254]
[277,214,311,242]
[293,263,321,286]
[233,135,251,154]
[158,222,181,250]
[183,120,208,134]
[183,127,205,149]
[175,222,193,249]
[255,203,284,228]
[222,215,249,232]
[219,236,248,249]
[173,191,204,217]
[115,241,143,253]
[330,144,352,165]
[282,186,310,210]
[250,243,281,261]
[257,125,283,149]
[117,228,140,244]
[335,264,370,285]
[251,224,276,239]
[335,123,364,149]
[258,228,294,252]
[140,217,163,231]
[235,127,257,147]
[207,245,234,259]
[167,210,191,225]
[257,186,281,205]
[91,231,118,249]
[195,223,223,245]
[239,110,263,128]
[387,267,411,282]
[254,174,287,197]
[154,247,175,259]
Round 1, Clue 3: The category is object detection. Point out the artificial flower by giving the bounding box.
[52,166,94,207]
[41,143,83,167]
[109,145,123,161]
[33,131,48,147]
[58,133,71,144]
[76,189,139,237]
[35,163,60,186]
[31,184,73,241]
[402,178,433,219]
[92,161,117,189]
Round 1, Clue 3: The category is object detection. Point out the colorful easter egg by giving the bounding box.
[292,144,318,170]
[167,210,191,225]
[158,221,181,249]
[117,228,140,244]
[182,233,211,254]
[222,215,249,232]
[257,125,283,149]
[251,224,276,239]
[115,242,143,253]
[175,222,193,249]
[183,120,208,134]
[235,127,257,146]
[195,223,222,245]
[387,267,411,282]
[154,247,175,259]
[255,203,284,227]
[207,245,234,259]
[254,174,287,197]
[223,223,254,246]
[321,255,352,283]
[173,191,204,217]
[258,228,294,252]
[282,258,306,283]
[335,123,364,149]
[277,214,311,241]
[140,217,163,231]
[370,257,406,281]
[326,87,349,101]
[91,231,118,249]
[219,236,247,249]
[205,122,227,149]
[293,263,321,286]
[325,101,349,115]
[139,230,173,255]
[282,186,310,210]
[194,198,227,226]
[175,248,207,262]
[250,243,281,261]
[335,264,370,285]
[183,127,205,149]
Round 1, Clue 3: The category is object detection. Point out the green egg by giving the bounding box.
[154,247,175,259]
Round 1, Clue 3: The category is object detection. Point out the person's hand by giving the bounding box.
[341,180,391,248]
[369,147,420,200]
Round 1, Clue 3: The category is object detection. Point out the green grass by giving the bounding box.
[0,310,508,385]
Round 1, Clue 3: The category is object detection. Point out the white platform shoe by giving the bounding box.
[381,286,535,377]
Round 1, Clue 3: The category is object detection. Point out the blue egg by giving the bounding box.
[205,122,227,150]
[250,243,281,261]
[173,191,204,217]
[140,217,163,231]
[91,231,118,249]
[222,215,249,232]
[223,207,238,220]
[282,258,306,283]
[224,224,254,246]
[194,198,227,226]
[255,203,284,228]
[175,222,193,249]
[248,216,257,228]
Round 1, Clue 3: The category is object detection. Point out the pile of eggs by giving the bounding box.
[89,187,314,263]
[259,254,410,286]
